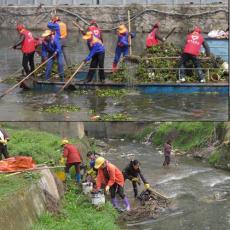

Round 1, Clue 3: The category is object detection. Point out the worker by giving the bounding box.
[61,139,83,183]
[112,24,135,72]
[87,20,103,42]
[0,128,10,160]
[178,26,210,83]
[13,24,36,75]
[47,15,70,66]
[83,31,105,83]
[85,151,100,183]
[94,157,131,211]
[163,140,172,168]
[41,30,64,81]
[146,22,166,48]
[123,160,150,198]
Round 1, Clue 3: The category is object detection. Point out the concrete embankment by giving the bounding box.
[0,5,228,32]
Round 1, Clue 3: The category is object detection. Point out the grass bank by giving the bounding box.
[32,183,120,230]
[132,122,230,169]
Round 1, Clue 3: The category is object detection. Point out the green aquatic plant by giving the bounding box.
[39,104,81,113]
[95,89,128,97]
[100,113,131,121]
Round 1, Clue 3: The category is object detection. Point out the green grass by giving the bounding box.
[0,172,39,200]
[152,122,215,152]
[4,127,90,164]
[32,184,120,230]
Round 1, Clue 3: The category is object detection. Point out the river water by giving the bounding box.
[0,30,228,121]
[103,140,230,230]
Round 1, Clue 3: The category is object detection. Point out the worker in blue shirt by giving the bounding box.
[112,24,135,72]
[83,31,105,83]
[41,30,64,81]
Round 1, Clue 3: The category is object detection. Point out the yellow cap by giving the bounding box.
[61,139,69,146]
[83,31,93,40]
[42,30,52,37]
[118,24,127,34]
[94,157,105,169]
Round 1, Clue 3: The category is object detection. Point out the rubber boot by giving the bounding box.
[111,198,119,209]
[76,173,81,183]
[123,197,131,211]
[112,63,117,73]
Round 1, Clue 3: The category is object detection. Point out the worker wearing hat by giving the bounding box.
[47,15,70,66]
[41,29,65,81]
[13,24,36,76]
[178,26,210,83]
[94,157,131,211]
[146,22,166,48]
[61,139,83,183]
[83,31,105,83]
[112,24,135,72]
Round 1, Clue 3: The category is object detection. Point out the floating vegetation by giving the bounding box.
[39,104,81,113]
[109,42,227,83]
[90,113,131,121]
[95,89,128,97]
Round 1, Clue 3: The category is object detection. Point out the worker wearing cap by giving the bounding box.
[94,157,131,211]
[146,22,165,48]
[61,139,83,183]
[47,15,70,66]
[0,128,10,160]
[112,24,135,72]
[178,26,210,83]
[13,24,36,75]
[123,160,150,198]
[41,30,65,81]
[83,31,105,83]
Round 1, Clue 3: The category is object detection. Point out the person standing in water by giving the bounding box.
[163,140,172,168]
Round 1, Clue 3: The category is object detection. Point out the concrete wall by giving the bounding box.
[84,121,153,138]
[0,0,228,6]
[0,5,228,32]
[0,168,63,230]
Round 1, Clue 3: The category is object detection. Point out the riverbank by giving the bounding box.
[0,125,121,230]
[132,122,230,170]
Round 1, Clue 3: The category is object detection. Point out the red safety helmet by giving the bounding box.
[194,26,201,33]
[16,24,25,32]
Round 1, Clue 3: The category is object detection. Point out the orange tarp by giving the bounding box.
[0,156,36,172]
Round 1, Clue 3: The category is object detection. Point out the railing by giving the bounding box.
[0,0,228,6]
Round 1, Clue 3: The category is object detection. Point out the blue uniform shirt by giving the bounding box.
[85,42,105,62]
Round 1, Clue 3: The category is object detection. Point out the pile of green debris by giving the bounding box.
[110,43,228,83]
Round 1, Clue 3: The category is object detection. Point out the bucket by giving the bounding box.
[91,190,105,206]
[55,171,66,181]
[82,182,93,195]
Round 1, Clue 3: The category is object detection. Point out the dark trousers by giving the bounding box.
[132,181,138,197]
[22,52,35,75]
[86,52,105,82]
[110,183,125,199]
[65,162,81,174]
[179,53,204,80]
[0,144,9,160]
[163,155,171,166]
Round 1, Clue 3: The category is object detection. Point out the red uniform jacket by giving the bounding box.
[183,31,204,56]
[96,161,124,189]
[63,144,82,164]
[88,25,102,40]
[146,28,159,48]
[20,29,35,54]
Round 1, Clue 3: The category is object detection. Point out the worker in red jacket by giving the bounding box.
[178,26,210,83]
[146,22,165,48]
[13,24,36,75]
[94,157,131,211]
[61,139,83,183]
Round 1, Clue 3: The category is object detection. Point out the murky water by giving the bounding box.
[103,140,230,230]
[0,30,228,121]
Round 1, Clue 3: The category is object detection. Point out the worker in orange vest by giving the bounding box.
[48,15,70,66]
[61,139,83,183]
[145,22,165,48]
[178,26,210,83]
[94,157,131,211]
[13,24,36,75]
